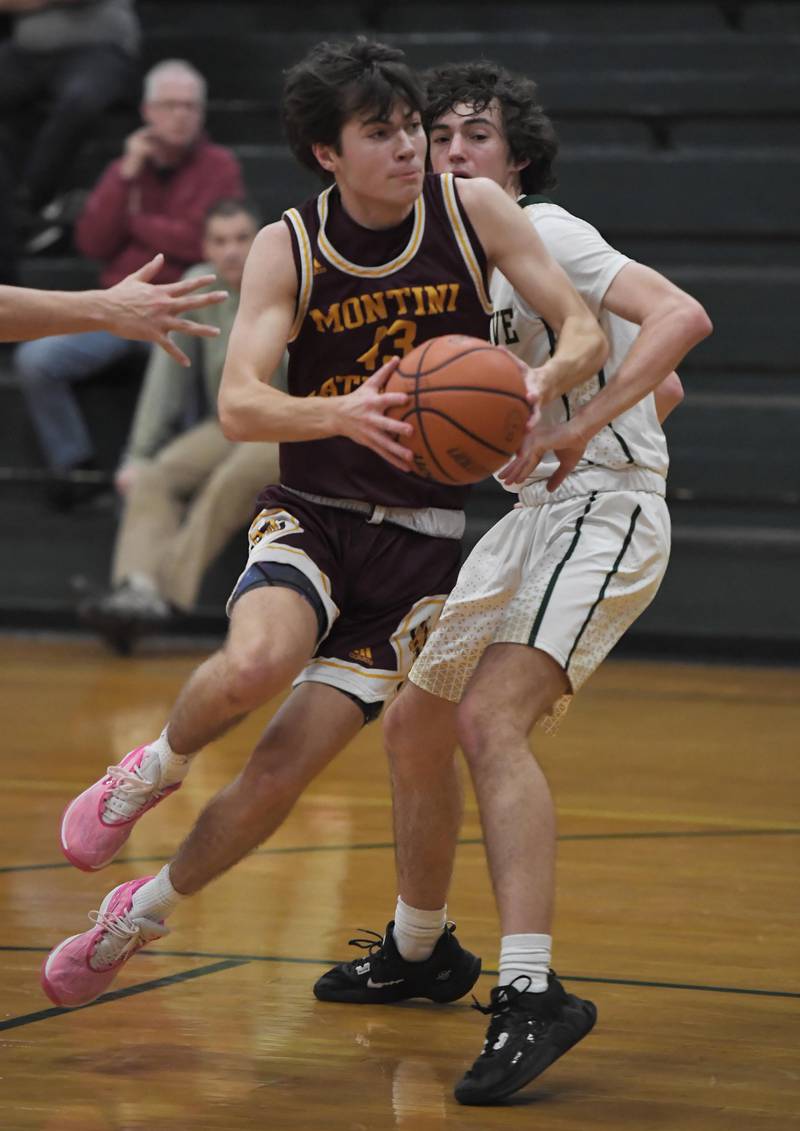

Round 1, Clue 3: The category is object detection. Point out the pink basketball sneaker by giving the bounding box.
[41,877,169,1008]
[60,746,182,871]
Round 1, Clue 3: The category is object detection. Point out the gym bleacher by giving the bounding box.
[1,0,798,656]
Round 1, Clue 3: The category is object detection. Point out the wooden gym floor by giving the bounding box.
[1,635,798,1130]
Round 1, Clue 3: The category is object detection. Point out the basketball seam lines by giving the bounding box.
[396,406,520,458]
[392,384,527,404]
[412,340,450,478]
[397,344,509,380]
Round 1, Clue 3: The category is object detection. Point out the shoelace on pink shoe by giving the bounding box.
[87,907,150,971]
[102,760,161,823]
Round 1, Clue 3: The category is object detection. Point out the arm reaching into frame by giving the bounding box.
[502,259,709,488]
[0,254,228,366]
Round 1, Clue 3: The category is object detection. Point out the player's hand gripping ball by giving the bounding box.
[385,335,528,484]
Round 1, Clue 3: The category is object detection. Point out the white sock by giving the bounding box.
[498,933,552,993]
[130,864,184,921]
[139,727,192,788]
[392,896,447,962]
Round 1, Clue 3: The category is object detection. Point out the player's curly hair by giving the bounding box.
[423,60,558,195]
[282,38,425,181]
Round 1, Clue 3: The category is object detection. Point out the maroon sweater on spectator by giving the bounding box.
[75,135,244,286]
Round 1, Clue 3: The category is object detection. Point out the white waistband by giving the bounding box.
[517,466,667,507]
[282,486,465,540]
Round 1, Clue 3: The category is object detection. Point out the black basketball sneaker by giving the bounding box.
[313,921,481,1005]
[454,972,597,1105]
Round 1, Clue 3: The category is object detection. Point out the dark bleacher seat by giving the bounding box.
[137,0,368,33]
[655,266,799,373]
[619,235,800,268]
[633,506,800,647]
[663,374,800,504]
[368,2,728,33]
[233,144,800,240]
[742,2,800,32]
[0,347,144,477]
[672,120,800,147]
[17,256,98,292]
[141,29,800,115]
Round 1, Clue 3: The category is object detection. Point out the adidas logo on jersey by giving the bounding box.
[349,647,374,666]
[313,257,326,275]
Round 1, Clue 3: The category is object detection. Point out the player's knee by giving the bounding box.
[383,693,412,755]
[132,461,161,494]
[220,640,296,712]
[14,339,53,385]
[456,695,506,767]
[384,686,432,761]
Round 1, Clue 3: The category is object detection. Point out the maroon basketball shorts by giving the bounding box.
[227,486,461,713]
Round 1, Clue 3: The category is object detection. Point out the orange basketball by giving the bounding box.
[385,335,529,484]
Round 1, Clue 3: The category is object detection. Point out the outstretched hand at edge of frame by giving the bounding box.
[99,254,229,366]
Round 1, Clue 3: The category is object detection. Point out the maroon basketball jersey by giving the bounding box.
[281,173,493,508]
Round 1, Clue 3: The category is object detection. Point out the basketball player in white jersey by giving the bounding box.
[314,61,712,1106]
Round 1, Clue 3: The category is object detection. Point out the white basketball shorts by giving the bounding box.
[409,489,670,730]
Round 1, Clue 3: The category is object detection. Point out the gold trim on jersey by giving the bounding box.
[283,207,314,342]
[440,173,493,314]
[315,186,426,278]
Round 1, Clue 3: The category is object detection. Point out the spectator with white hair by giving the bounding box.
[13,57,244,509]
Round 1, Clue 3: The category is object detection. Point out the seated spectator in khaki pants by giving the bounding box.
[80,198,284,650]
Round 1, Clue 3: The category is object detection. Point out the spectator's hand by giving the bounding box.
[333,356,414,472]
[119,127,158,181]
[100,253,228,365]
[114,462,140,497]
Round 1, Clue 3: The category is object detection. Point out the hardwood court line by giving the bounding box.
[3,946,797,1002]
[558,807,800,830]
[587,686,799,707]
[0,958,250,1032]
[1,827,798,876]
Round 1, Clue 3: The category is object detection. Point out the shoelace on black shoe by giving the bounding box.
[470,974,533,1016]
[470,976,550,1059]
[345,920,458,956]
[346,929,386,955]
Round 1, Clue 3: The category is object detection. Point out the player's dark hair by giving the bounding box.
[282,37,425,181]
[423,60,558,194]
[204,197,261,227]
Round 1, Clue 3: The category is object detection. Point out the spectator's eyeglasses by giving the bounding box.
[150,100,204,113]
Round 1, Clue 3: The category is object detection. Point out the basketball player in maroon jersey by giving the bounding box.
[42,39,606,1011]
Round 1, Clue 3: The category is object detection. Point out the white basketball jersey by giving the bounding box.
[490,198,669,494]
